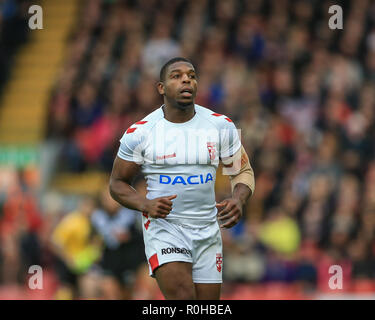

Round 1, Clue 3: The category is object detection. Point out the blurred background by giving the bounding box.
[0,0,374,300]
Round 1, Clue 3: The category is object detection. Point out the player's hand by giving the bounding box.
[216,198,243,228]
[143,195,177,219]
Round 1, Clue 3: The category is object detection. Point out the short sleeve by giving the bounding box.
[219,117,241,163]
[117,127,145,164]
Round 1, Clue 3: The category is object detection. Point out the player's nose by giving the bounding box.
[181,73,191,83]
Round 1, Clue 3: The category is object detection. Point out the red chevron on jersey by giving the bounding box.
[126,127,137,134]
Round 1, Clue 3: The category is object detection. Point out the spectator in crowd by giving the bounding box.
[50,196,101,300]
[0,167,42,285]
[90,180,145,299]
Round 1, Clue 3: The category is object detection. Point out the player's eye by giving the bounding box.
[189,74,196,79]
[172,74,180,79]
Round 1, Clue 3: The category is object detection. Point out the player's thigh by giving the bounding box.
[194,283,221,300]
[154,261,196,300]
[192,222,223,284]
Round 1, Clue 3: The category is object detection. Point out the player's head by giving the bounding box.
[157,57,197,109]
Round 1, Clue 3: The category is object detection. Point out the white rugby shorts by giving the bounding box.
[141,214,223,283]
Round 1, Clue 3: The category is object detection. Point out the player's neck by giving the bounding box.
[162,101,195,123]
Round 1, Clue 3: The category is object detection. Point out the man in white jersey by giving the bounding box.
[109,57,255,299]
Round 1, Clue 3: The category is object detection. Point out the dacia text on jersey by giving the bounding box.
[159,174,214,185]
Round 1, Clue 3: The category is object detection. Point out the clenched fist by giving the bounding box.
[142,195,177,218]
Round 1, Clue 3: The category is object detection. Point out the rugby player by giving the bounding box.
[109,57,255,300]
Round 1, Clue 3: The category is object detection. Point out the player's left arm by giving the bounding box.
[217,117,255,228]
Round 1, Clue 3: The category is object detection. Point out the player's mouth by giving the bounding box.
[180,87,193,98]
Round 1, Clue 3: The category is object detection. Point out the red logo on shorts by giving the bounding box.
[216,253,223,272]
[143,212,150,230]
[207,142,217,161]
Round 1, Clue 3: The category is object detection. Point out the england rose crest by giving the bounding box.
[216,253,223,272]
[207,142,217,161]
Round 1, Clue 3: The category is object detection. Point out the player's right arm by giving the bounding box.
[109,125,176,218]
[109,157,176,218]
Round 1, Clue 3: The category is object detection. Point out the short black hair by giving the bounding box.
[159,57,194,82]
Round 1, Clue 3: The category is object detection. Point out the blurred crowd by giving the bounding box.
[0,0,375,299]
[0,0,31,95]
[0,166,159,299]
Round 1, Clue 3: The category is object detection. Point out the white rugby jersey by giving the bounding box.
[117,104,241,228]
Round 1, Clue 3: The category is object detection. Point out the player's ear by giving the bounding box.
[157,82,165,95]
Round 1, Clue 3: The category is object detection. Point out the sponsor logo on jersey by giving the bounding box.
[161,247,192,256]
[159,174,214,185]
[156,152,176,160]
[216,253,223,272]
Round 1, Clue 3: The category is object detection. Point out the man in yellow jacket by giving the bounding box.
[51,195,100,299]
